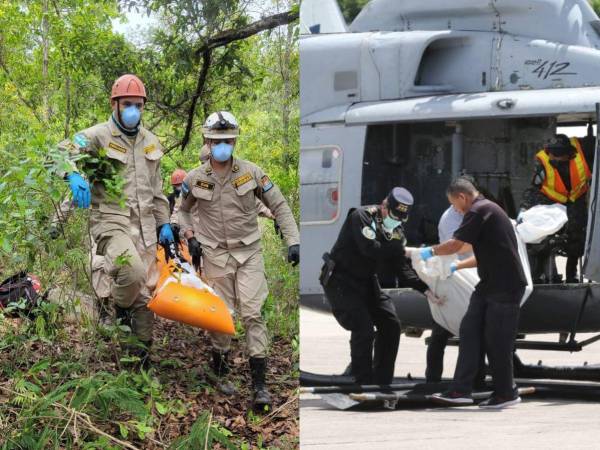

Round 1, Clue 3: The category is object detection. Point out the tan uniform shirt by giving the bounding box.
[199,144,273,219]
[58,117,170,247]
[178,158,299,263]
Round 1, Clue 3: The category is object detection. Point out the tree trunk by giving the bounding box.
[42,0,50,123]
[276,18,295,169]
[64,75,71,138]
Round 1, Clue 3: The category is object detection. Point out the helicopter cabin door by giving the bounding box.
[583,103,600,282]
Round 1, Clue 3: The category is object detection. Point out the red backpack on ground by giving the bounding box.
[0,271,45,316]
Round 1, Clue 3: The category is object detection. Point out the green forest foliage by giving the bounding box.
[0,0,298,318]
[336,0,369,23]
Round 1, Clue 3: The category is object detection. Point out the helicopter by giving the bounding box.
[299,0,600,382]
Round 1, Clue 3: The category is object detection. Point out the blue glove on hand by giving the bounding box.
[420,247,434,261]
[158,224,175,245]
[67,172,90,208]
[450,263,458,274]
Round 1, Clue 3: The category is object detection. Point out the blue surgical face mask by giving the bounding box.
[211,142,233,162]
[383,216,401,232]
[121,105,141,129]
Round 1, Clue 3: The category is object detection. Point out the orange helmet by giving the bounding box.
[171,169,187,186]
[111,74,147,100]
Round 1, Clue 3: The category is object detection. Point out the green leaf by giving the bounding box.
[155,401,168,415]
[119,423,129,439]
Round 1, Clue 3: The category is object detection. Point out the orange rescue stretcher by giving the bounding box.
[148,243,235,335]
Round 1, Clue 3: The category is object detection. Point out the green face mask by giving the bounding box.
[383,216,401,232]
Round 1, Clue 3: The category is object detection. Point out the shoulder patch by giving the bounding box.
[73,133,88,148]
[362,226,376,240]
[196,180,215,191]
[143,143,156,154]
[260,175,274,193]
[108,142,128,154]
[182,181,190,198]
[233,173,253,189]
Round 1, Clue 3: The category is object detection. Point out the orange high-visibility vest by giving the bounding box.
[535,137,592,204]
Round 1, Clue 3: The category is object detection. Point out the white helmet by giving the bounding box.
[202,111,240,139]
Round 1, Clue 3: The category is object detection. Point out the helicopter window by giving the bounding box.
[300,145,343,224]
[362,124,411,207]
[362,122,453,244]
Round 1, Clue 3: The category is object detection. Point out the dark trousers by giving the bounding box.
[324,274,401,385]
[565,199,587,282]
[426,323,487,387]
[452,288,523,397]
[426,323,452,382]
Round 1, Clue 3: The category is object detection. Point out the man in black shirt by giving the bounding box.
[421,178,527,408]
[320,187,435,385]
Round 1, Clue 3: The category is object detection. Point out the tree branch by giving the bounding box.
[179,50,212,152]
[194,10,298,56]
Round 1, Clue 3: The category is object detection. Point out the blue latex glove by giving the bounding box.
[158,224,175,245]
[450,263,458,274]
[67,172,91,208]
[420,247,434,261]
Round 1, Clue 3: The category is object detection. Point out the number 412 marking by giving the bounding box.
[532,61,577,79]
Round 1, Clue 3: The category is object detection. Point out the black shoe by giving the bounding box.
[479,395,521,409]
[431,391,474,405]
[249,357,272,412]
[210,350,237,395]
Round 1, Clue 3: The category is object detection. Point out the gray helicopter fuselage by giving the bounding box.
[299,0,600,332]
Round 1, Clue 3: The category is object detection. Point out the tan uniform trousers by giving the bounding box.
[203,241,269,358]
[91,254,111,299]
[97,228,158,342]
[91,243,111,299]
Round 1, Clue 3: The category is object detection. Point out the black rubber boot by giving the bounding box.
[114,305,131,329]
[211,350,237,395]
[96,297,113,328]
[249,357,272,412]
[126,340,152,371]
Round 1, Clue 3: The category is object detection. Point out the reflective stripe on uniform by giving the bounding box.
[535,137,592,203]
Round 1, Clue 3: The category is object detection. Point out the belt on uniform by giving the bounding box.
[218,240,247,250]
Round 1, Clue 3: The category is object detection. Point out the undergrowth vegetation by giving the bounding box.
[0,0,299,448]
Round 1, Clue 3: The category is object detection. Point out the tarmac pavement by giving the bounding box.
[300,306,600,450]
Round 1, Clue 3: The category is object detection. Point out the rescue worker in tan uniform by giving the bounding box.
[49,198,112,326]
[58,74,174,365]
[199,145,276,220]
[179,111,299,410]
